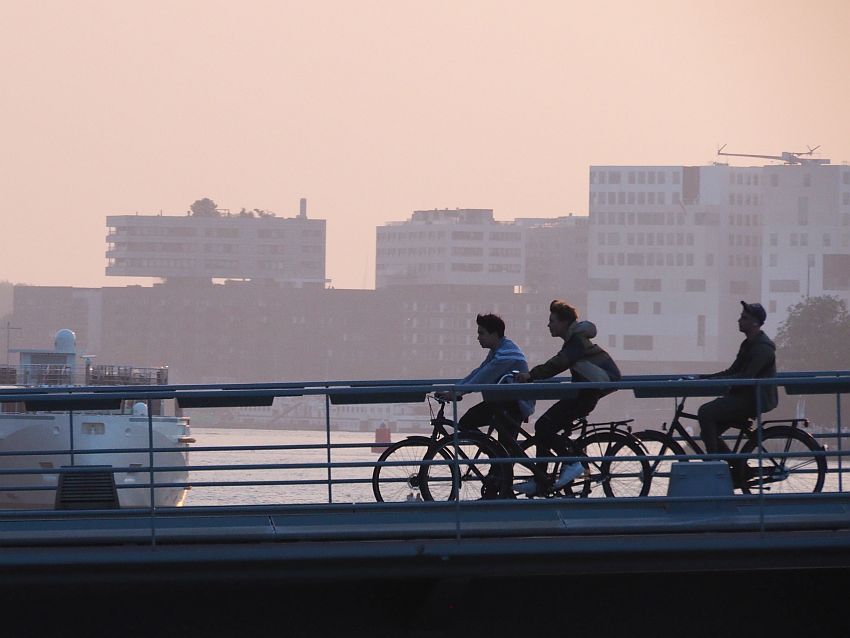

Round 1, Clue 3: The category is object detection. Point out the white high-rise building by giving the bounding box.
[587,160,850,368]
[760,165,850,334]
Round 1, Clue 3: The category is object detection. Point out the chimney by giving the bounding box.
[299,198,307,218]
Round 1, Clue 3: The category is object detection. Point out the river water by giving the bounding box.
[182,426,848,506]
[183,427,396,506]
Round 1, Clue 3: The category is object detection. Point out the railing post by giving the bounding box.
[452,392,461,542]
[325,392,333,504]
[837,379,843,493]
[148,398,156,547]
[68,408,75,467]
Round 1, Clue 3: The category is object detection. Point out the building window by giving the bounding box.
[589,278,620,291]
[623,302,639,314]
[798,197,809,225]
[608,335,617,348]
[623,335,653,351]
[697,315,705,347]
[686,279,706,292]
[653,302,661,315]
[634,278,661,292]
[609,301,617,314]
[769,254,778,267]
[824,254,850,290]
[769,279,801,293]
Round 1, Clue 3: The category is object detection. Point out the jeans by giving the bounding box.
[458,400,522,449]
[532,391,601,477]
[697,394,754,481]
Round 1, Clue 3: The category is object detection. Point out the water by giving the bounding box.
[183,427,389,506]
[183,427,850,506]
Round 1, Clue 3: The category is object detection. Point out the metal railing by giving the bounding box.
[0,372,848,547]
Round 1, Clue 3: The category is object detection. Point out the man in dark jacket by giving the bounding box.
[698,301,778,487]
[514,300,621,496]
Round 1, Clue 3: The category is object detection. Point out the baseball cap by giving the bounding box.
[740,300,767,325]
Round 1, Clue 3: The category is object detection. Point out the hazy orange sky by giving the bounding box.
[2,0,849,290]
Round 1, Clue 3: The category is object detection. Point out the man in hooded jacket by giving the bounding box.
[514,299,621,496]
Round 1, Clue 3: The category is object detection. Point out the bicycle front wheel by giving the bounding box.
[565,431,650,498]
[738,426,826,494]
[372,437,453,502]
[424,432,512,501]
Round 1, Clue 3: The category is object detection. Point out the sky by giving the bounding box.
[2,0,849,290]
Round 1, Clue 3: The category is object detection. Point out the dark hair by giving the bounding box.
[476,313,506,338]
[549,299,578,325]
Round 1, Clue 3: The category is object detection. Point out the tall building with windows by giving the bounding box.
[587,161,850,370]
[375,209,524,288]
[106,202,326,287]
[760,165,850,333]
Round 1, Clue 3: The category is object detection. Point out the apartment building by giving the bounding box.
[375,209,524,288]
[106,203,326,287]
[760,165,850,334]
[587,161,850,370]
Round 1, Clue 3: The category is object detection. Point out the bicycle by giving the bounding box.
[371,394,486,502]
[420,411,651,500]
[634,396,827,495]
[372,390,651,501]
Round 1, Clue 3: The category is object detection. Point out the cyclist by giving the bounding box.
[435,313,535,450]
[514,299,621,496]
[697,301,778,487]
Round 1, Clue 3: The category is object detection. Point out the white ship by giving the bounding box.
[0,329,192,509]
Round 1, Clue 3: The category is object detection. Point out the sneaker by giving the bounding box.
[513,479,539,497]
[554,462,585,489]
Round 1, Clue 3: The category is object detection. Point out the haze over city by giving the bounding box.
[2,0,849,290]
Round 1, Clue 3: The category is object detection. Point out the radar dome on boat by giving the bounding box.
[54,329,76,354]
[132,402,148,416]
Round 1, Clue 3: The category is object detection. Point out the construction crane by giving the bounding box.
[717,144,830,165]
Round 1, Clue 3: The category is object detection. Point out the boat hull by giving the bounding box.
[0,413,191,510]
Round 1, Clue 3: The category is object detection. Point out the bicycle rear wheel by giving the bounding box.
[423,432,512,501]
[738,426,826,494]
[634,430,688,497]
[372,437,453,502]
[560,431,650,498]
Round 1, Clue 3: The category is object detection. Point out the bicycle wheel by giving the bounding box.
[562,431,650,498]
[634,430,688,497]
[738,426,826,494]
[423,431,512,501]
[372,437,453,502]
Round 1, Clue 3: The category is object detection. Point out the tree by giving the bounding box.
[774,295,850,428]
[189,198,219,217]
[775,295,850,371]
